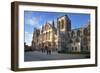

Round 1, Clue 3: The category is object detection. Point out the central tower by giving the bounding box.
[57,15,71,51]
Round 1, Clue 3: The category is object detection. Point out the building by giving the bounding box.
[31,15,90,53]
[24,42,31,51]
[66,23,90,52]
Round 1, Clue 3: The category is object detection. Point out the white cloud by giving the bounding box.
[38,25,42,30]
[25,31,33,46]
[48,20,52,24]
[25,17,39,26]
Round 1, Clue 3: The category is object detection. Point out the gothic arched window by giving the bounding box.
[61,20,64,29]
[76,37,80,42]
[69,39,73,43]
[48,31,50,40]
[84,28,88,36]
[71,31,75,37]
[45,24,49,31]
[58,21,60,28]
[77,30,80,36]
[75,47,77,51]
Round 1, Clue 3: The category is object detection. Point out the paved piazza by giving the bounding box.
[24,51,90,61]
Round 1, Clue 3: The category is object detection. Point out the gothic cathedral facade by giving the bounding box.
[31,15,90,53]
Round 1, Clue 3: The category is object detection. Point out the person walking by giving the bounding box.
[45,46,48,55]
[48,46,51,55]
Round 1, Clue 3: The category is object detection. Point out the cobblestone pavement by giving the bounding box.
[24,51,90,61]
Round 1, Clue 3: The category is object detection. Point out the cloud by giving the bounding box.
[25,17,39,26]
[24,31,33,46]
[48,20,52,24]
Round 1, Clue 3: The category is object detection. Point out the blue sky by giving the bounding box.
[24,11,90,46]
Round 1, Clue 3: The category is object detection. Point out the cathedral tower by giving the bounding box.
[57,15,71,33]
[57,15,71,51]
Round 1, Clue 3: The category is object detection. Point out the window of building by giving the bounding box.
[86,46,88,51]
[71,31,74,37]
[47,32,48,40]
[75,47,77,51]
[42,34,44,41]
[76,37,80,42]
[72,47,73,51]
[48,31,50,40]
[69,39,73,43]
[83,37,87,45]
[84,28,88,36]
[77,30,80,36]
[58,21,60,28]
[44,33,46,40]
[46,32,47,40]
[45,24,49,31]
[60,20,64,29]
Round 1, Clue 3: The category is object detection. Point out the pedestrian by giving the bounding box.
[41,48,43,53]
[45,46,48,55]
[48,46,51,55]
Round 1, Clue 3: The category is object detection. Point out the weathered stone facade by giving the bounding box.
[31,15,90,53]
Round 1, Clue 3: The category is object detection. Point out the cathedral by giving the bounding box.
[31,15,90,53]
